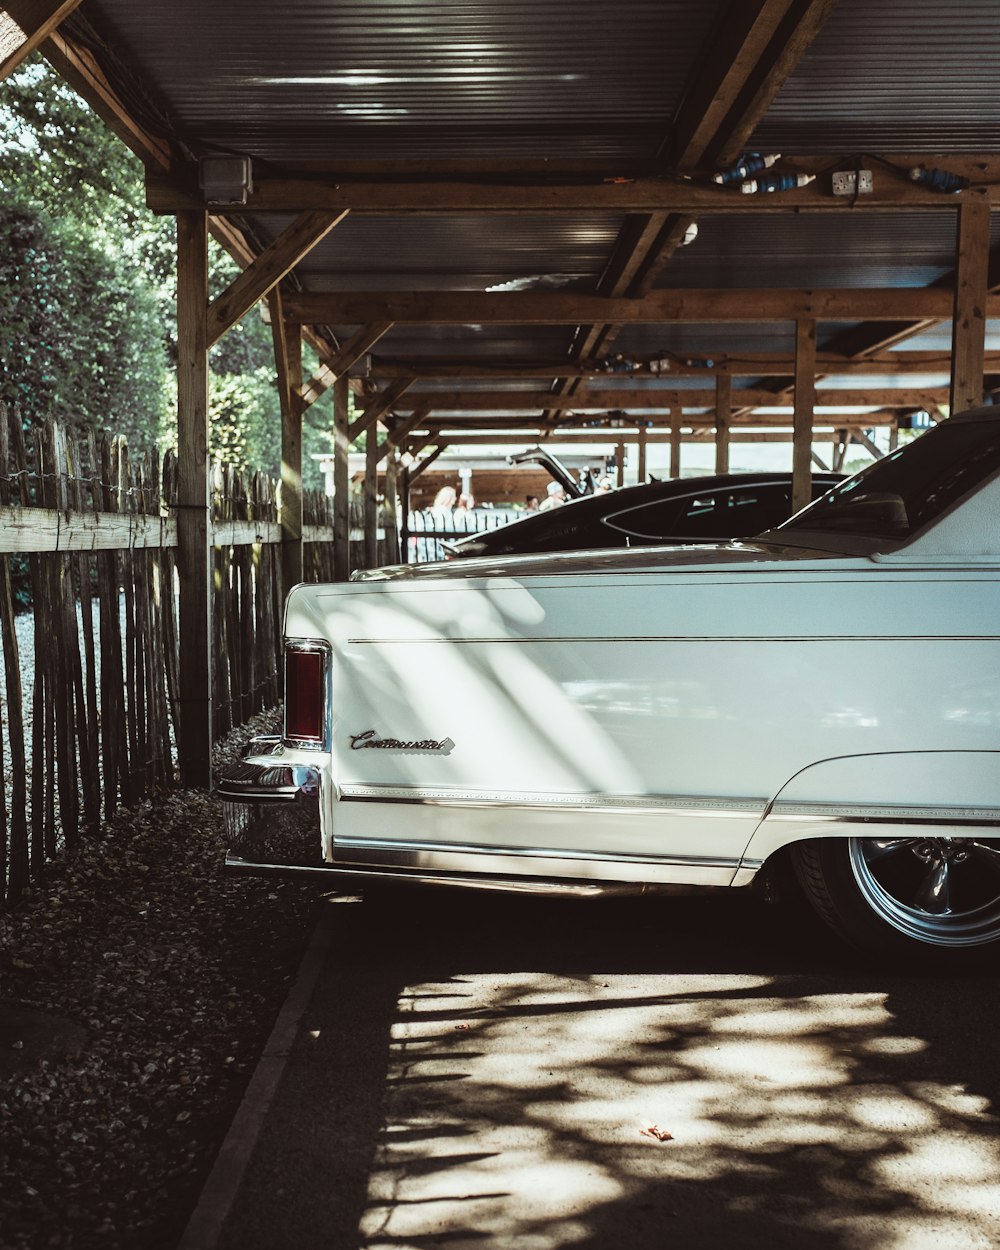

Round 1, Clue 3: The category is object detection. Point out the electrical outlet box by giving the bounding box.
[832,170,873,196]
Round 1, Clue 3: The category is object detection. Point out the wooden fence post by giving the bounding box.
[176,210,213,789]
[333,376,350,580]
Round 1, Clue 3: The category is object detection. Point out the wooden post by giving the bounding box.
[274,299,303,593]
[636,424,647,484]
[950,198,991,416]
[793,319,816,513]
[384,450,400,564]
[715,373,732,475]
[333,376,350,581]
[399,465,411,563]
[364,422,379,569]
[615,441,626,487]
[669,410,681,478]
[175,211,212,788]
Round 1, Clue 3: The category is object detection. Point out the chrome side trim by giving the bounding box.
[333,833,742,872]
[348,634,1000,646]
[768,800,1000,825]
[731,862,763,888]
[224,857,668,896]
[339,783,764,817]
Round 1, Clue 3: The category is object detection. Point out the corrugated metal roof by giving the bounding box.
[294,213,622,291]
[90,0,720,163]
[69,0,1000,422]
[756,0,1000,152]
[662,211,967,290]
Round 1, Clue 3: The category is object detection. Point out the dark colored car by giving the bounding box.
[442,472,845,559]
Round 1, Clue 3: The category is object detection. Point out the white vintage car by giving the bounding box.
[219,407,1000,965]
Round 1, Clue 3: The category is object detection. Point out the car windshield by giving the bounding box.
[776,417,1000,541]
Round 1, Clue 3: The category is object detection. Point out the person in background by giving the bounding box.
[455,491,476,512]
[538,481,566,511]
[431,485,457,516]
[525,494,539,511]
[595,476,614,493]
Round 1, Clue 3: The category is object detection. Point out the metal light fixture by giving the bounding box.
[198,156,253,205]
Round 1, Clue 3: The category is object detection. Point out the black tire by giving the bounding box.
[791,836,1000,967]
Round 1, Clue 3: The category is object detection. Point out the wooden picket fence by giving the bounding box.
[0,406,395,906]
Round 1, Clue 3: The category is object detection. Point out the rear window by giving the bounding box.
[607,484,796,540]
[779,418,1000,541]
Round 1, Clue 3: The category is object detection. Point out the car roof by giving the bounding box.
[447,470,844,551]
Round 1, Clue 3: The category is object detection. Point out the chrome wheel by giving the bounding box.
[849,836,1000,948]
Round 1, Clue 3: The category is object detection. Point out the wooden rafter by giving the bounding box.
[738,223,1000,420]
[379,387,947,412]
[407,444,447,482]
[950,198,991,413]
[44,27,172,168]
[206,210,348,346]
[283,288,983,326]
[697,0,842,168]
[368,351,994,380]
[383,403,434,453]
[267,289,293,423]
[346,377,415,442]
[295,321,394,416]
[549,0,839,426]
[144,165,1000,215]
[1,0,83,79]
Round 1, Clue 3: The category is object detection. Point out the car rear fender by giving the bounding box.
[740,750,1000,872]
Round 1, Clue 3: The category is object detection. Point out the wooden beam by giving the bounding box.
[272,290,303,594]
[296,321,394,415]
[207,210,348,346]
[672,0,798,167]
[798,203,1000,375]
[850,428,884,459]
[950,199,991,415]
[377,387,948,412]
[421,429,878,446]
[268,288,292,420]
[45,29,173,169]
[637,425,648,484]
[670,412,681,478]
[792,319,817,512]
[385,403,433,450]
[408,445,447,482]
[715,373,732,474]
[175,211,212,789]
[383,452,400,564]
[1,0,83,80]
[710,0,840,167]
[333,377,350,581]
[284,288,969,327]
[347,378,415,442]
[364,418,380,570]
[145,164,1000,215]
[369,350,998,380]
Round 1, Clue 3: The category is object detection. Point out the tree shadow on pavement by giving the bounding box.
[217,887,1000,1250]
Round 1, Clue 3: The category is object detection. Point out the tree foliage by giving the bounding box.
[0,54,331,487]
[0,58,173,444]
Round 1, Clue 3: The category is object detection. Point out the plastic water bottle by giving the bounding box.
[740,172,815,194]
[909,166,969,194]
[713,153,781,186]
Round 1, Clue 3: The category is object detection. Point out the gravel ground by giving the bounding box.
[0,710,327,1250]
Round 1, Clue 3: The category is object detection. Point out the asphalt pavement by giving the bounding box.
[179,884,1000,1250]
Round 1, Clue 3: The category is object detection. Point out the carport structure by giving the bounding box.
[4,0,1000,784]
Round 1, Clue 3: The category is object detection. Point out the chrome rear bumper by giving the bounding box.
[217,743,324,871]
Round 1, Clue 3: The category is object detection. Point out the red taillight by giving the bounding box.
[284,647,325,744]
